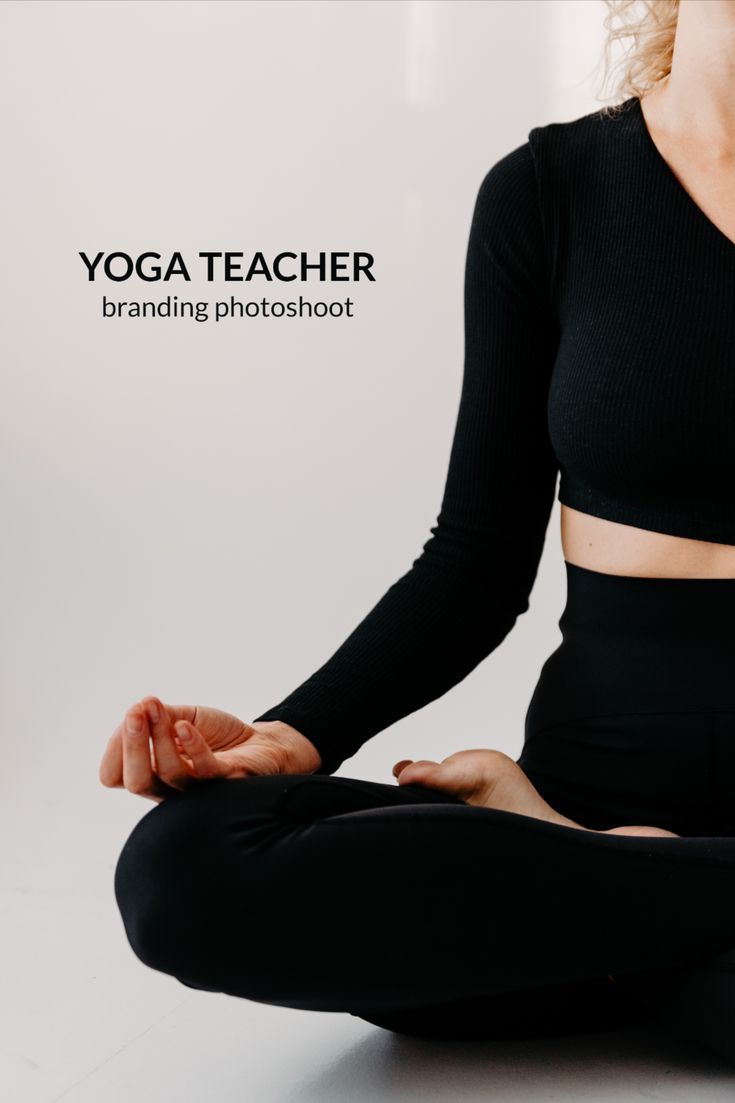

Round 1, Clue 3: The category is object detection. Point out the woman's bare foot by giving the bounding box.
[392,750,680,837]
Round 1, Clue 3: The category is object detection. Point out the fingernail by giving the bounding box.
[147,701,160,722]
[126,711,143,733]
[177,723,193,742]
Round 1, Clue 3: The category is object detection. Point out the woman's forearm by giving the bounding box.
[252,147,561,777]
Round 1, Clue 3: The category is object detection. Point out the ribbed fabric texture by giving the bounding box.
[542,95,735,542]
[254,94,735,775]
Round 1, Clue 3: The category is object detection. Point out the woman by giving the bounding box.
[102,0,735,1064]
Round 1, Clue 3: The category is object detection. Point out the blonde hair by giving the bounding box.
[598,1,679,116]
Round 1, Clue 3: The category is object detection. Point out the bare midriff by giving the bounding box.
[560,505,735,579]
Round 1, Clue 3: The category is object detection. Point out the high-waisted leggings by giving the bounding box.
[114,562,735,1062]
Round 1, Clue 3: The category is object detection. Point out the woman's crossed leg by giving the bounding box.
[114,772,735,1053]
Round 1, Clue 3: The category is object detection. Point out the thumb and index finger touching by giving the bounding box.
[100,699,221,789]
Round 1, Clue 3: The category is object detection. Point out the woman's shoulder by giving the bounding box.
[527,95,640,180]
[478,96,639,202]
[470,96,641,260]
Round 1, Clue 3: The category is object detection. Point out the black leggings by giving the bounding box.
[114,562,735,1060]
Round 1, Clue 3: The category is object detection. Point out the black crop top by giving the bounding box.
[253,94,735,775]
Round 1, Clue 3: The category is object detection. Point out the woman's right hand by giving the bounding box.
[98,697,323,803]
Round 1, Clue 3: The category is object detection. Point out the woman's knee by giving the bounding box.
[113,776,288,982]
[112,772,434,1002]
[114,780,214,972]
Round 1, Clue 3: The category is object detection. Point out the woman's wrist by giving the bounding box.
[249,718,323,773]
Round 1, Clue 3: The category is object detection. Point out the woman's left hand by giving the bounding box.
[392,749,679,836]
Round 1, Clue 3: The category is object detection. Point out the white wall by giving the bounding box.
[3,5,665,1101]
[1,0,608,814]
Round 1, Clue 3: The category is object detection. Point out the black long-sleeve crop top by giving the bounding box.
[253,94,735,775]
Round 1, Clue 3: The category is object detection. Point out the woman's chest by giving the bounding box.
[547,239,735,499]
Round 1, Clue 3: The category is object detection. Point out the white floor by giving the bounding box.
[4,784,735,1103]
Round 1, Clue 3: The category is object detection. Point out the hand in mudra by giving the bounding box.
[392,749,679,838]
[99,697,322,803]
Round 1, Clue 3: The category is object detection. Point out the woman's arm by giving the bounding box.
[253,140,560,775]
